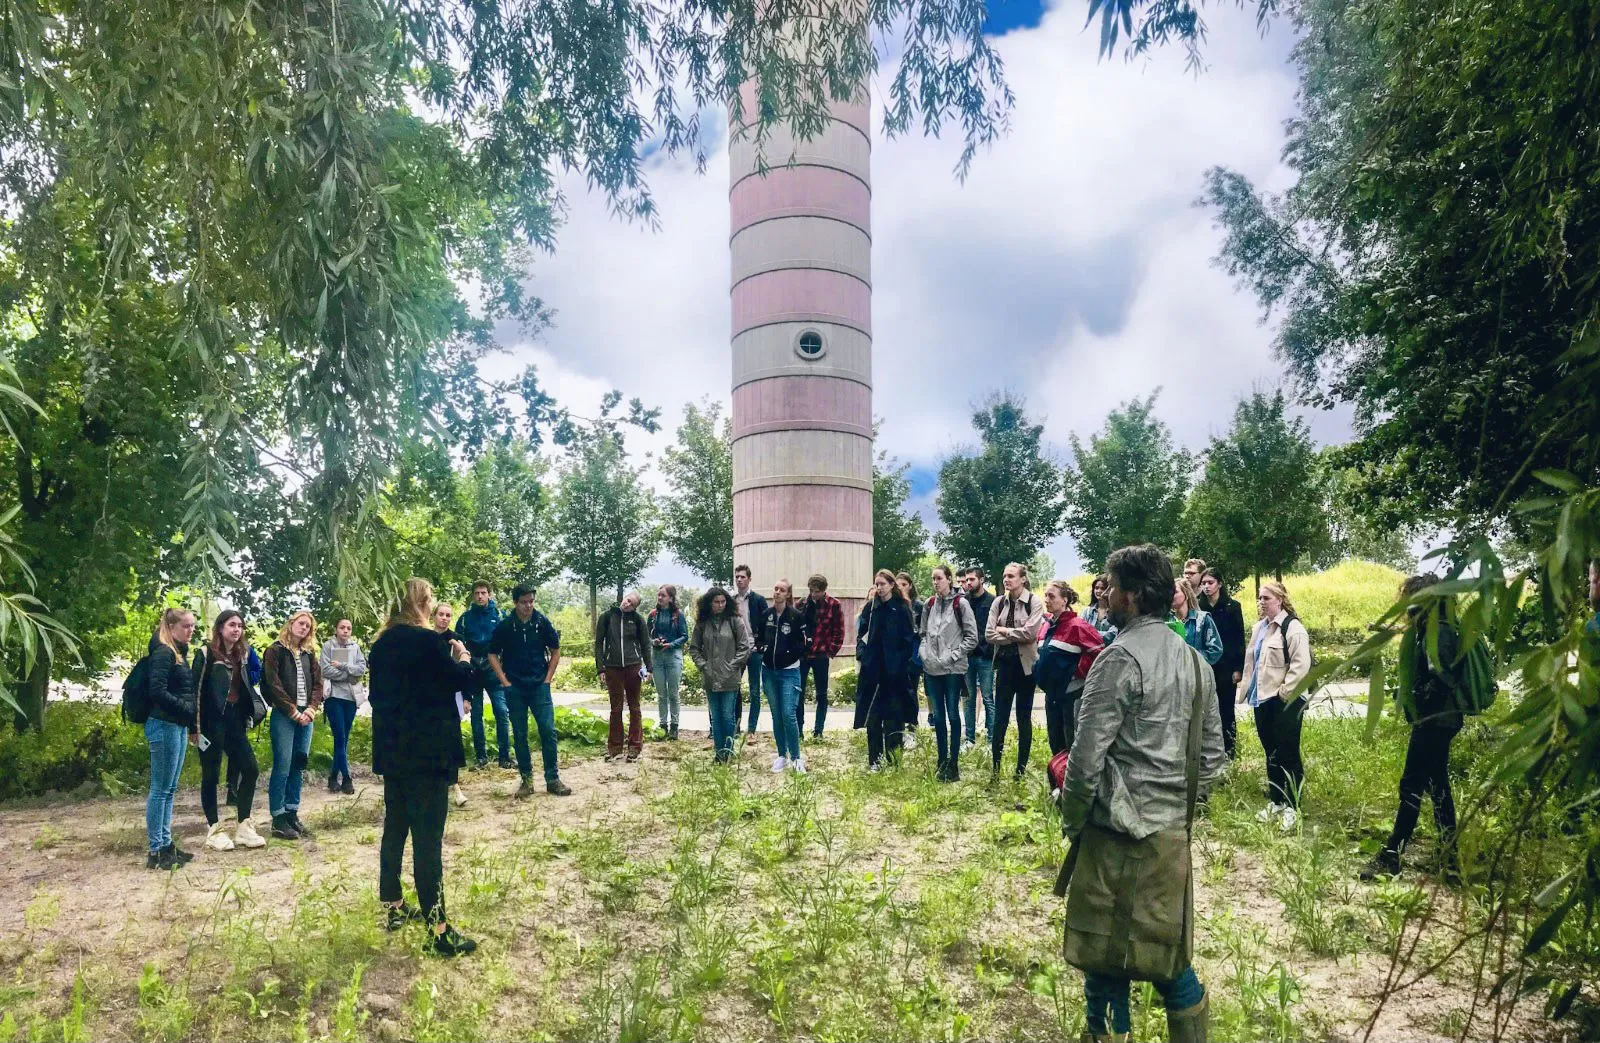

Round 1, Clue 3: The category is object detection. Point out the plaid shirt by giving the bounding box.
[804,593,845,658]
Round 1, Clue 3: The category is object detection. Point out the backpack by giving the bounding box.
[1454,635,1498,716]
[1279,613,1314,670]
[121,655,153,724]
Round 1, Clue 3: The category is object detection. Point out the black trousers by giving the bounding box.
[992,654,1037,774]
[1213,668,1238,758]
[798,655,829,737]
[201,702,258,824]
[1044,683,1078,758]
[866,705,904,767]
[379,771,451,925]
[1387,717,1462,853]
[1254,697,1307,807]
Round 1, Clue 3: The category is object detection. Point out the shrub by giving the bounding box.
[0,702,151,800]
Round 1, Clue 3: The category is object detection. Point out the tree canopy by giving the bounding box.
[660,401,734,587]
[1062,393,1190,569]
[872,446,928,577]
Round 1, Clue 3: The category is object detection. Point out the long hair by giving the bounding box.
[1091,573,1110,607]
[874,568,907,603]
[277,610,319,651]
[1175,578,1200,618]
[1200,567,1228,608]
[1260,580,1297,619]
[383,577,436,633]
[657,583,681,621]
[895,570,918,603]
[693,585,736,644]
[156,608,194,656]
[209,609,246,667]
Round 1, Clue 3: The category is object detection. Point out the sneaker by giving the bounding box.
[1256,803,1285,824]
[771,756,788,773]
[472,758,488,771]
[791,757,808,775]
[271,815,300,841]
[452,784,468,808]
[547,779,572,796]
[1358,848,1402,882]
[205,822,235,852]
[515,777,537,799]
[165,843,195,865]
[429,924,478,958]
[327,773,339,792]
[497,759,515,771]
[290,813,314,840]
[903,733,918,752]
[1279,807,1299,832]
[625,750,641,763]
[146,851,164,870]
[385,903,423,931]
[868,762,881,774]
[960,740,974,754]
[341,775,355,795]
[234,820,267,849]
[604,752,620,763]
[668,726,679,741]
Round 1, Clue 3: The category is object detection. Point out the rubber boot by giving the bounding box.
[1166,994,1209,1043]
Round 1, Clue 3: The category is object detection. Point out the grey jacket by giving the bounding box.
[320,637,368,702]
[920,592,979,677]
[690,616,753,693]
[1060,614,1227,841]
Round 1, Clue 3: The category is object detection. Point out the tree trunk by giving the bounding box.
[588,580,598,628]
[615,580,624,604]
[1253,573,1261,598]
[13,646,50,734]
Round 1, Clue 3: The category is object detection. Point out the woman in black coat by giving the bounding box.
[1201,568,1246,759]
[854,569,918,771]
[369,577,479,958]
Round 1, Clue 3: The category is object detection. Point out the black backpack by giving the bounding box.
[1280,613,1314,670]
[122,655,153,724]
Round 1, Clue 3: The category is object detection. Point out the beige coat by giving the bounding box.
[1238,612,1313,705]
[985,590,1045,675]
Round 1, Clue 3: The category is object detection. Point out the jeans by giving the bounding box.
[1254,696,1307,807]
[991,655,1036,774]
[505,681,561,783]
[268,708,314,817]
[602,666,644,755]
[925,672,964,774]
[324,696,357,780]
[963,657,995,743]
[764,666,802,761]
[200,701,257,824]
[379,770,450,925]
[1387,716,1462,853]
[799,655,830,736]
[653,648,683,731]
[145,718,188,854]
[708,691,738,761]
[467,663,510,763]
[743,652,765,732]
[1084,966,1205,1035]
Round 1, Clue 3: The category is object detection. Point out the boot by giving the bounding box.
[290,812,315,840]
[327,772,339,792]
[1358,847,1402,882]
[270,814,300,841]
[515,776,537,799]
[341,774,355,795]
[1166,994,1209,1043]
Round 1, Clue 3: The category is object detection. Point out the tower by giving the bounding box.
[730,85,873,631]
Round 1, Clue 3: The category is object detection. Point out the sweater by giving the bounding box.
[368,623,477,779]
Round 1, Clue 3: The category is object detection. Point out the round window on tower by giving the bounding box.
[795,330,826,361]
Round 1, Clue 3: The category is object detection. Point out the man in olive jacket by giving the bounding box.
[595,592,651,762]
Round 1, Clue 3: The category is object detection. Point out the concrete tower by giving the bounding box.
[729,85,873,628]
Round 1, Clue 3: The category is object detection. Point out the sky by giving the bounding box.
[482,0,1344,582]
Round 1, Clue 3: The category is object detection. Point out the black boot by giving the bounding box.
[328,772,339,792]
[1358,847,1402,881]
[1166,995,1209,1043]
[290,812,314,840]
[341,774,355,795]
[163,842,194,866]
[271,814,300,841]
[429,924,478,958]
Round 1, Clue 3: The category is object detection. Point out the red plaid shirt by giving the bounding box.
[805,594,845,658]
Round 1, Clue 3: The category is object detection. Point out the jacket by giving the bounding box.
[263,641,325,716]
[761,605,810,670]
[196,646,263,737]
[920,592,979,677]
[967,588,996,659]
[735,590,771,654]
[595,606,650,670]
[1035,610,1105,697]
[1059,615,1228,841]
[368,623,477,779]
[689,615,753,692]
[146,636,198,729]
[320,637,368,702]
[1206,594,1246,678]
[853,596,918,727]
[1398,610,1464,727]
[1082,603,1118,645]
[491,610,562,686]
[1239,612,1313,707]
[986,590,1045,674]
[454,601,502,659]
[803,593,845,658]
[648,606,688,655]
[1182,609,1224,667]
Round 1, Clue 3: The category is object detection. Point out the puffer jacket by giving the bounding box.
[690,615,753,692]
[146,635,198,728]
[920,592,979,677]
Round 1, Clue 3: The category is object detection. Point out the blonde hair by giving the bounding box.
[1260,580,1296,618]
[1184,558,1207,574]
[1176,578,1199,617]
[1004,561,1032,590]
[432,602,455,630]
[384,577,436,633]
[156,608,195,656]
[1046,580,1080,608]
[277,610,319,651]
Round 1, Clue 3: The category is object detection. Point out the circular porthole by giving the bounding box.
[795,329,826,361]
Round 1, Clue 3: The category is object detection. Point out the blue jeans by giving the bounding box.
[469,665,510,763]
[268,708,314,817]
[145,718,188,853]
[963,657,995,743]
[708,691,738,761]
[744,652,764,732]
[925,672,964,770]
[653,648,683,730]
[764,666,802,761]
[1084,966,1205,1035]
[324,697,357,779]
[505,681,561,783]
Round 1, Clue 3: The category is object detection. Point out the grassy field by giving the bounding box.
[0,704,1582,1043]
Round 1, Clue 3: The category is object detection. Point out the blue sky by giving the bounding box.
[983,0,1049,35]
[485,1,1333,581]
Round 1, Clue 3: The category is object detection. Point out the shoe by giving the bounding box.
[903,733,918,752]
[205,822,235,852]
[429,924,478,958]
[165,843,195,865]
[791,758,807,775]
[1256,803,1285,823]
[960,740,974,754]
[625,750,640,763]
[1279,807,1299,832]
[604,752,620,763]
[497,759,514,771]
[341,775,355,795]
[1165,994,1209,1043]
[146,851,164,870]
[271,815,300,841]
[668,726,679,741]
[234,821,267,849]
[471,758,486,771]
[771,756,788,773]
[328,773,339,792]
[451,784,468,808]
[868,762,881,774]
[385,903,423,931]
[290,813,314,840]
[515,777,537,799]
[1359,848,1402,882]
[547,779,572,796]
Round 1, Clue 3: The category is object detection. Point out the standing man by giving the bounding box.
[1057,544,1225,1043]
[1181,558,1206,592]
[455,581,511,770]
[596,591,650,762]
[799,574,845,738]
[733,565,770,737]
[961,567,997,751]
[488,584,570,797]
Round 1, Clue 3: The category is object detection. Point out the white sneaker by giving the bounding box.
[960,740,974,754]
[1256,803,1285,823]
[791,757,808,775]
[233,820,266,848]
[868,763,881,774]
[903,733,918,752]
[452,784,468,808]
[205,822,235,852]
[1279,807,1299,832]
[770,756,788,774]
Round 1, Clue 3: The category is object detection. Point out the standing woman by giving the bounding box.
[986,562,1045,780]
[689,587,753,764]
[321,618,367,795]
[895,572,924,743]
[1239,581,1313,830]
[263,610,324,841]
[853,570,918,772]
[1082,575,1118,644]
[1200,568,1246,759]
[649,585,688,740]
[145,608,199,870]
[1174,579,1224,667]
[369,577,480,957]
[762,580,810,774]
[920,565,978,782]
[1035,581,1104,758]
[197,610,266,852]
[431,604,470,809]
